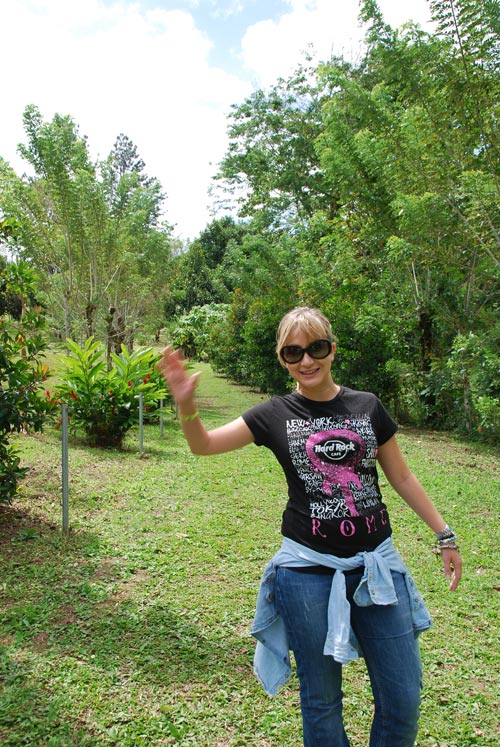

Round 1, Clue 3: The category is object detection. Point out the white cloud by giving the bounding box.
[241,1,361,86]
[378,0,434,31]
[241,0,433,87]
[1,0,250,240]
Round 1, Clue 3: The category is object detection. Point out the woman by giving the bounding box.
[158,306,462,747]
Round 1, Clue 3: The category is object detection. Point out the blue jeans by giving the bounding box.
[275,567,422,747]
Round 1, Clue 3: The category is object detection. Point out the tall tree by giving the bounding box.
[314,0,498,427]
[214,63,338,231]
[15,105,98,339]
[101,135,172,350]
[1,109,175,348]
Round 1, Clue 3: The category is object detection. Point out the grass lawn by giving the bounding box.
[1,362,499,746]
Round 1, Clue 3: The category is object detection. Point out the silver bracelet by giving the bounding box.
[436,524,459,553]
[436,524,455,541]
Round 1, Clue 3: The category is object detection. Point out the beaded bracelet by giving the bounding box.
[438,540,459,552]
[180,410,199,422]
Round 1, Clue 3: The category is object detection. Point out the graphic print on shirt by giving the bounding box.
[306,429,366,516]
[287,414,381,520]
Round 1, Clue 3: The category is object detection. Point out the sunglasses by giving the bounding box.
[280,338,332,364]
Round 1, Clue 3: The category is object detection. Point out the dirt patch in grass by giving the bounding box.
[0,503,58,545]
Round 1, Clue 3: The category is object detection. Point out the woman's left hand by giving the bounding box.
[440,548,462,591]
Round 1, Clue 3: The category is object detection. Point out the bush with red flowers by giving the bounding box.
[55,337,168,447]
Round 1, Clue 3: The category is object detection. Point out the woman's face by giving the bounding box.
[282,328,336,397]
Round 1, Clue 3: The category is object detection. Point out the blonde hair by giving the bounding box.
[276,307,333,367]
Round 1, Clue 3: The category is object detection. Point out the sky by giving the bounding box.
[0,0,435,242]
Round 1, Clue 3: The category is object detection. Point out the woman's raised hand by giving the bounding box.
[157,346,201,408]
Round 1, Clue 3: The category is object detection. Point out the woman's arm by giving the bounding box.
[177,415,255,456]
[157,346,255,456]
[377,435,462,590]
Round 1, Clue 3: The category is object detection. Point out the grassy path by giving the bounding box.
[1,362,499,746]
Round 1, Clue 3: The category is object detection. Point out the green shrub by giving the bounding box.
[0,438,29,503]
[240,298,290,393]
[205,291,248,382]
[444,332,500,439]
[0,258,53,504]
[476,395,500,440]
[54,338,167,447]
[167,303,230,360]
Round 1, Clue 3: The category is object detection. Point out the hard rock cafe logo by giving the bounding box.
[311,438,357,462]
[305,429,366,517]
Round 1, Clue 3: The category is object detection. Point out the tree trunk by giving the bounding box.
[114,313,126,354]
[106,306,116,369]
[418,309,437,422]
[462,369,473,433]
[85,301,96,339]
[64,289,71,343]
[418,310,433,373]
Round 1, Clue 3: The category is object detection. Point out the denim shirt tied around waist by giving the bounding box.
[251,536,432,696]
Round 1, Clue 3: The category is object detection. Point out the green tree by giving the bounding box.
[162,217,248,317]
[204,233,298,391]
[15,105,99,340]
[100,134,174,352]
[1,109,176,349]
[214,63,338,231]
[315,1,500,427]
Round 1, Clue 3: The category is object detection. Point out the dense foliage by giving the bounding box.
[167,0,499,440]
[0,254,53,504]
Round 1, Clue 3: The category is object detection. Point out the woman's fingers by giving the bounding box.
[157,347,200,404]
[441,549,462,591]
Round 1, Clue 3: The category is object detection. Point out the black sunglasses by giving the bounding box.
[280,338,332,364]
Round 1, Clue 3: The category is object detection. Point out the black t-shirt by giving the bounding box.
[242,387,398,557]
